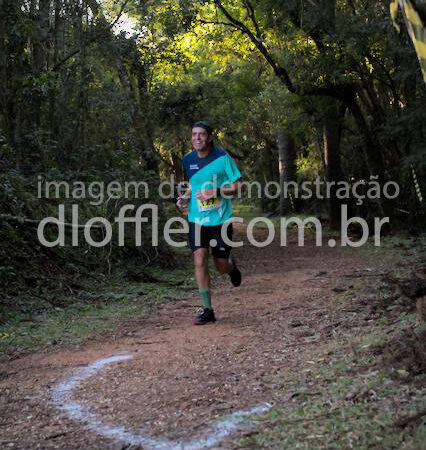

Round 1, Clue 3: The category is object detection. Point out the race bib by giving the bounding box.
[197,196,222,212]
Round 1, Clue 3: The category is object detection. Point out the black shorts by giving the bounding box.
[188,222,233,259]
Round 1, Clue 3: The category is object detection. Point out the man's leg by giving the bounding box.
[193,248,216,324]
[213,257,233,275]
[213,255,241,287]
[211,223,242,287]
[193,248,209,290]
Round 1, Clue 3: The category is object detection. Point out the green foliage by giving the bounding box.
[1,0,425,298]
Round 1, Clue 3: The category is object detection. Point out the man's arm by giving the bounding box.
[219,180,242,197]
[177,184,191,213]
[195,179,243,201]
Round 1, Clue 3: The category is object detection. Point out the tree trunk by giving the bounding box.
[2,0,25,169]
[33,0,50,74]
[258,145,276,212]
[32,0,51,131]
[344,90,385,181]
[277,130,296,216]
[323,99,345,230]
[0,0,9,137]
[76,0,88,168]
[48,0,61,146]
[131,55,159,174]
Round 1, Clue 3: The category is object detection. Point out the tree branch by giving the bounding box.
[0,214,105,229]
[213,0,357,100]
[243,0,262,40]
[198,19,244,30]
[286,6,326,52]
[214,0,296,93]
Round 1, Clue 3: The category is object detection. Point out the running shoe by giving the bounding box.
[228,258,242,287]
[193,308,216,325]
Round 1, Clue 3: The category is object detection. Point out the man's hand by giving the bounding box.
[177,196,189,214]
[195,189,217,202]
[177,183,191,215]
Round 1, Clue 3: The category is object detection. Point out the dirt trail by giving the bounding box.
[0,225,367,449]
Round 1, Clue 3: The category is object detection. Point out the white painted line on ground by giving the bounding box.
[50,354,272,450]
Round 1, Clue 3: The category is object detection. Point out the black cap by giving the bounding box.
[192,121,213,136]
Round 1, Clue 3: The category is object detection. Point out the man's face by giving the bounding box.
[192,127,212,151]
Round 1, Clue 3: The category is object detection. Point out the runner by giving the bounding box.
[177,121,242,325]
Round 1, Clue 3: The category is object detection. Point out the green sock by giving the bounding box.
[199,289,212,310]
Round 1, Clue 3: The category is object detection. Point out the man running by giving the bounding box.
[177,121,242,325]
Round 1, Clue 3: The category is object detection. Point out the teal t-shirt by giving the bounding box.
[182,147,241,226]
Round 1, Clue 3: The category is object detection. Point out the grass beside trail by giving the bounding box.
[243,315,426,450]
[238,234,426,450]
[0,265,196,359]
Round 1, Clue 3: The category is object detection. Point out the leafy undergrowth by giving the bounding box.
[239,235,426,450]
[0,264,195,359]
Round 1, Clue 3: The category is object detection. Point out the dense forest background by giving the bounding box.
[0,0,425,294]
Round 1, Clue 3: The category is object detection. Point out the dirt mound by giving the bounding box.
[382,327,426,376]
